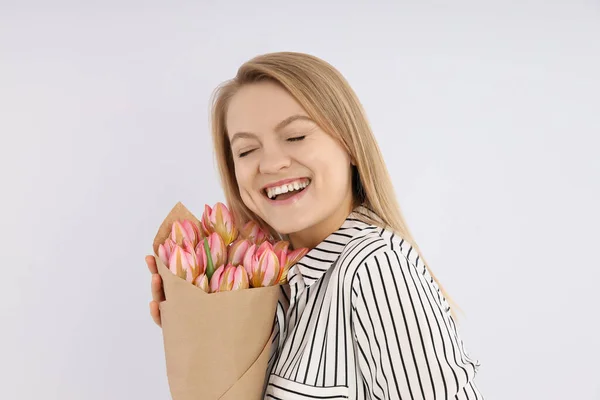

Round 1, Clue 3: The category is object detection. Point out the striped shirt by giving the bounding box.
[263,206,483,399]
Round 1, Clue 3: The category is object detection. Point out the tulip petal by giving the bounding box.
[261,251,279,287]
[182,219,201,247]
[168,246,190,280]
[210,265,225,293]
[242,243,257,278]
[256,241,274,259]
[194,242,207,276]
[208,232,227,268]
[228,239,250,266]
[193,274,210,293]
[158,243,169,266]
[201,204,213,236]
[170,221,185,246]
[232,267,249,290]
[214,202,238,246]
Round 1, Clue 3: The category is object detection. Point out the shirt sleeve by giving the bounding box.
[350,247,483,400]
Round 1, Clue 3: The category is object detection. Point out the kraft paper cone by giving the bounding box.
[153,202,280,400]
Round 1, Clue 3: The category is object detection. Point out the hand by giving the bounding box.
[146,255,165,327]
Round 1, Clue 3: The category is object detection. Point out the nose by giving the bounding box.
[258,142,291,174]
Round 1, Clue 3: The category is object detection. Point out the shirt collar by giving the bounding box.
[287,205,384,288]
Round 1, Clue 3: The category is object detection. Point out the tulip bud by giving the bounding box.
[201,203,238,246]
[219,264,249,292]
[158,238,176,266]
[286,247,310,267]
[244,243,280,288]
[185,219,202,246]
[168,245,195,281]
[193,274,210,293]
[171,220,201,247]
[241,220,272,245]
[272,241,309,284]
[232,266,250,290]
[228,239,251,266]
[210,265,226,293]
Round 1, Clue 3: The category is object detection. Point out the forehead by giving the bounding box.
[226,81,307,138]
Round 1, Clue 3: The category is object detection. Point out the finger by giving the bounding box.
[149,301,162,327]
[152,274,166,302]
[146,255,158,274]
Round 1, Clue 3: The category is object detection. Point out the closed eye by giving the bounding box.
[287,135,305,142]
[238,149,256,158]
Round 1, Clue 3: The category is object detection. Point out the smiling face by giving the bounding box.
[226,80,355,248]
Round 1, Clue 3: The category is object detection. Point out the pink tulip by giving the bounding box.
[206,232,227,268]
[168,245,197,282]
[242,242,273,278]
[219,264,250,292]
[193,274,210,293]
[240,220,272,245]
[243,242,280,288]
[273,241,309,284]
[201,203,238,246]
[171,219,201,247]
[228,239,251,266]
[209,265,226,293]
[158,238,176,266]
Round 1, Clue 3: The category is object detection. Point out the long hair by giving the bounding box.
[210,51,461,320]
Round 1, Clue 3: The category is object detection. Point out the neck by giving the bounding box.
[288,197,354,250]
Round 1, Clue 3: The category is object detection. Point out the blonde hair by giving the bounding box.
[210,51,462,320]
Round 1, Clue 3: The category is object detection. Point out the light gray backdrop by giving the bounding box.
[1,1,599,399]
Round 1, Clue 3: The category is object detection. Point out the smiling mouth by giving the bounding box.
[263,179,311,201]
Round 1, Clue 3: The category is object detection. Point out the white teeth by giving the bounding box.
[266,180,310,199]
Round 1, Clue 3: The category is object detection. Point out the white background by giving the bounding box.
[1,1,599,399]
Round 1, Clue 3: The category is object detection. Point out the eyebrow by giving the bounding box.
[229,114,313,145]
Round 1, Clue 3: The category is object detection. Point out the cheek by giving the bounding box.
[234,162,260,212]
[306,146,351,187]
[233,157,253,188]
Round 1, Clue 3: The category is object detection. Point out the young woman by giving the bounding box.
[145,52,483,399]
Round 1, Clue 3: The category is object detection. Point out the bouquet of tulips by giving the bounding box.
[152,202,308,400]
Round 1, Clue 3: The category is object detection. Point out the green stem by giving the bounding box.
[204,238,215,280]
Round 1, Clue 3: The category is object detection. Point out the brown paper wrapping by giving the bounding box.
[152,202,280,400]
